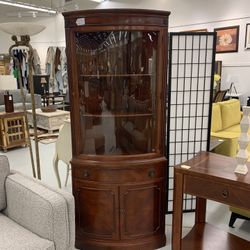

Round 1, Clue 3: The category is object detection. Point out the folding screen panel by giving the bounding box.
[166,32,216,212]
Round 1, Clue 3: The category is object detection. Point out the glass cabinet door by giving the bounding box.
[75,30,159,155]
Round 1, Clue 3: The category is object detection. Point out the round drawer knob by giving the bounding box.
[82,170,90,178]
[148,169,156,178]
[221,189,228,198]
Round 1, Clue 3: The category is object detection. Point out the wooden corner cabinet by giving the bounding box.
[63,9,170,250]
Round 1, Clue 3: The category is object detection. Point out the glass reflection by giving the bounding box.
[76,31,158,155]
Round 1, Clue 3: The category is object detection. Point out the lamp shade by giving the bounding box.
[0,22,45,36]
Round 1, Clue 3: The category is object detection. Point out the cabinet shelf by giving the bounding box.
[82,112,153,118]
[182,223,250,249]
[81,73,152,78]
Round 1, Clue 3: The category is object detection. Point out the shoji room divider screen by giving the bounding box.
[166,32,216,212]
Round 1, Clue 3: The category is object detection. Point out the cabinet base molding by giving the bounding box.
[75,234,166,250]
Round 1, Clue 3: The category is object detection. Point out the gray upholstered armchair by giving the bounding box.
[0,155,75,250]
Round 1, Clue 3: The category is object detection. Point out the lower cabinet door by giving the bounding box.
[74,181,120,240]
[119,180,165,239]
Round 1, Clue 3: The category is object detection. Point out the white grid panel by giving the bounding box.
[167,33,215,212]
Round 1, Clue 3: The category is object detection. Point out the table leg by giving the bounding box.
[195,197,207,224]
[172,170,184,250]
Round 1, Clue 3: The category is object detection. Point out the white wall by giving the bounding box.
[96,0,250,104]
[0,75,17,89]
[0,15,66,73]
[168,15,250,105]
[0,0,250,102]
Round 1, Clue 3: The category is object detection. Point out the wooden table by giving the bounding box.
[27,109,70,134]
[0,111,27,152]
[41,93,68,110]
[41,93,55,107]
[172,151,250,250]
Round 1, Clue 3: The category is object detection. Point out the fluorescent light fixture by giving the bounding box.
[0,22,45,36]
[0,0,57,14]
[90,0,105,2]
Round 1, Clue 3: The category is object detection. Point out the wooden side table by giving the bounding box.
[41,94,68,110]
[0,111,28,152]
[27,109,70,134]
[41,93,55,107]
[172,151,250,250]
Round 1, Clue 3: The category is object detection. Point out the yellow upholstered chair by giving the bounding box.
[211,99,242,157]
[229,206,250,227]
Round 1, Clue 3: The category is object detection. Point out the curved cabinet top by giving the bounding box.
[63,9,170,28]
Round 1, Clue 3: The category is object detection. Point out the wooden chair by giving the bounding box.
[213,89,228,103]
[53,119,72,188]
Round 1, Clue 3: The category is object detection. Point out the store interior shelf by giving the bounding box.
[181,223,250,249]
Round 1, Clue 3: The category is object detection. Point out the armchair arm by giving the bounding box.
[211,131,239,139]
[4,172,75,250]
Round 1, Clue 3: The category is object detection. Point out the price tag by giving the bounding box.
[181,165,191,169]
[76,18,85,26]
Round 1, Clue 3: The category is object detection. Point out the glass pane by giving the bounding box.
[76,31,158,155]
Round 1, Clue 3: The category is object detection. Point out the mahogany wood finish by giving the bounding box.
[172,151,250,250]
[63,9,170,250]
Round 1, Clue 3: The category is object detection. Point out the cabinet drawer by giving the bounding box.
[184,175,250,208]
[73,164,165,184]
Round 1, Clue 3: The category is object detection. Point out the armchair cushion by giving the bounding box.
[220,99,241,130]
[4,172,75,250]
[0,213,54,250]
[0,155,10,211]
[211,103,222,132]
[223,124,241,133]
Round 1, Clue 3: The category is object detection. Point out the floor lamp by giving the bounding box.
[0,22,45,179]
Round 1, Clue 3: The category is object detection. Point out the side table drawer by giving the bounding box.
[184,175,250,208]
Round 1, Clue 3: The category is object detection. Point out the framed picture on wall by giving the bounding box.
[182,28,208,32]
[245,23,250,49]
[214,25,239,53]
